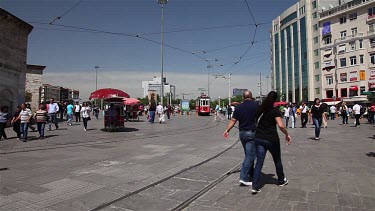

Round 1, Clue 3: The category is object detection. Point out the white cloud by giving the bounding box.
[43,70,270,101]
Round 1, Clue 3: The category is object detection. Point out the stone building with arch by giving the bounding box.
[0,8,33,113]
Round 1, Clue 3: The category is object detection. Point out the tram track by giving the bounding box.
[0,118,219,155]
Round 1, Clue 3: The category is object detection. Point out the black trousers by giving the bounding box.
[355,114,361,126]
[0,122,7,139]
[75,112,81,122]
[301,113,308,127]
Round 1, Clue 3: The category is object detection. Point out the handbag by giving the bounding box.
[87,116,91,121]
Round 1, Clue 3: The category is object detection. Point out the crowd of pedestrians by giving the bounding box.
[0,98,92,142]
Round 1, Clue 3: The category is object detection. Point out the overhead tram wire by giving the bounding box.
[49,0,83,24]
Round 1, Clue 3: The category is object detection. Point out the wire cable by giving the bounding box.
[49,0,83,24]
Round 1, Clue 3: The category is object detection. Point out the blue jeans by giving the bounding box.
[149,111,156,123]
[37,122,45,137]
[313,117,322,138]
[284,117,289,127]
[239,130,256,182]
[67,113,73,124]
[253,138,285,189]
[20,123,29,140]
[48,113,59,130]
[342,115,348,124]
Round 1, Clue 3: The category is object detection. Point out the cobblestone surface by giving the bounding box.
[0,114,374,210]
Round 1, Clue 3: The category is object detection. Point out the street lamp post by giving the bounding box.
[158,0,168,106]
[95,66,99,91]
[266,76,269,94]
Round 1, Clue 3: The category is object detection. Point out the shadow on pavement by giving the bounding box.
[258,173,277,189]
[365,152,375,157]
[100,127,139,133]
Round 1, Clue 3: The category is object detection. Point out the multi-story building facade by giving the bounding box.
[319,0,374,103]
[0,8,33,113]
[142,76,176,100]
[233,88,248,97]
[272,0,321,102]
[39,84,61,103]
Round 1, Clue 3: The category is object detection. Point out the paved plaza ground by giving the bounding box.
[0,113,374,211]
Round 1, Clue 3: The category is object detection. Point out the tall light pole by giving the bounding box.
[228,73,232,106]
[266,76,269,94]
[207,65,211,97]
[95,66,99,91]
[158,0,168,106]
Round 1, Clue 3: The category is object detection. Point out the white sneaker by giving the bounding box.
[239,180,252,186]
[84,128,87,131]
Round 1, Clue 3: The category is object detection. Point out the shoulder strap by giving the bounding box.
[256,113,264,126]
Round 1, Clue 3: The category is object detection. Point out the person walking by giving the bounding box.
[251,91,292,194]
[353,103,361,127]
[311,98,324,140]
[340,102,349,124]
[59,102,66,122]
[11,106,21,140]
[283,104,290,128]
[166,104,172,120]
[224,91,258,187]
[66,101,74,126]
[330,105,337,120]
[74,101,81,123]
[290,104,296,129]
[227,104,232,120]
[93,104,100,119]
[0,106,9,140]
[81,102,91,131]
[35,104,48,139]
[149,97,157,123]
[156,103,164,124]
[16,103,32,141]
[300,102,308,128]
[47,98,59,131]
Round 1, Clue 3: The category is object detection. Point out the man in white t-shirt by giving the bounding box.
[329,105,337,120]
[74,102,81,123]
[156,103,164,124]
[284,105,290,128]
[353,103,361,127]
[300,102,308,128]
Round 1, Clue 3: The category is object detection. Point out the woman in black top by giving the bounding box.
[311,98,324,140]
[251,91,292,194]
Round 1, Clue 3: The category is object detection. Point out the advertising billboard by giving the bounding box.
[181,99,190,112]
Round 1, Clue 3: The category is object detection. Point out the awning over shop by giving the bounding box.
[350,86,359,91]
[322,60,335,70]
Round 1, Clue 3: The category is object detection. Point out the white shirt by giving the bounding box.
[75,104,81,112]
[353,104,361,115]
[48,103,59,114]
[284,108,290,117]
[156,105,163,114]
[330,106,336,113]
[81,107,91,118]
[300,106,307,113]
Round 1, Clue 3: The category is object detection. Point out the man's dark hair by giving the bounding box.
[243,91,253,100]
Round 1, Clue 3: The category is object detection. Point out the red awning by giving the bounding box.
[349,86,359,91]
[89,88,130,100]
[274,101,289,107]
[124,98,140,106]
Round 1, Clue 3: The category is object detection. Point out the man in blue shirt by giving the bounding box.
[223,91,258,186]
[66,102,74,126]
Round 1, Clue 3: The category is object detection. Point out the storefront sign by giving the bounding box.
[322,22,331,35]
[350,71,358,81]
[360,70,366,80]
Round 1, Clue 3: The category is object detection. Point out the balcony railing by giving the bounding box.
[334,33,364,43]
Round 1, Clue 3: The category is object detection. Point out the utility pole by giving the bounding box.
[95,66,99,91]
[228,73,232,106]
[266,76,269,94]
[207,65,211,97]
[158,0,168,106]
[259,73,262,103]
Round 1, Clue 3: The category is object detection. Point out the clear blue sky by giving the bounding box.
[2,0,297,99]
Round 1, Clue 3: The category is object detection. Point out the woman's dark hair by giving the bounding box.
[313,98,320,105]
[256,91,277,118]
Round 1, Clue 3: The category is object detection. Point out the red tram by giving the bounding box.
[195,95,211,116]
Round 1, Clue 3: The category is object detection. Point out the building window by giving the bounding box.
[340,16,347,24]
[338,44,346,53]
[315,88,320,95]
[315,75,320,82]
[299,6,305,15]
[313,24,318,31]
[340,58,347,67]
[351,27,357,35]
[370,38,375,47]
[359,39,364,49]
[274,24,278,31]
[323,36,332,44]
[360,70,366,81]
[314,49,319,56]
[314,62,320,69]
[341,88,348,97]
[312,12,317,19]
[312,1,317,9]
[350,41,356,50]
[350,56,357,65]
[314,36,319,44]
[369,23,375,33]
[360,55,364,64]
[371,53,375,64]
[340,31,347,38]
[349,13,357,20]
[368,6,375,16]
[326,76,334,85]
